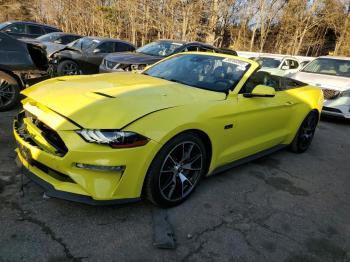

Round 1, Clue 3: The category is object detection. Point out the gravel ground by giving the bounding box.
[1,108,350,262]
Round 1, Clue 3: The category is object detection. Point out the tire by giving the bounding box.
[144,132,208,207]
[289,111,318,153]
[57,60,81,76]
[0,71,21,112]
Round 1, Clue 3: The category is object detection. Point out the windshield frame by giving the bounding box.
[301,58,350,78]
[143,53,252,94]
[37,32,60,42]
[70,37,101,51]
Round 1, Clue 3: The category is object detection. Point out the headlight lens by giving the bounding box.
[341,89,350,97]
[76,130,149,148]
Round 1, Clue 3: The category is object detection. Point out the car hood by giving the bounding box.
[104,52,162,65]
[22,72,225,129]
[290,71,350,91]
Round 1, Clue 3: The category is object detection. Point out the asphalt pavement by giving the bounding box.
[1,108,350,262]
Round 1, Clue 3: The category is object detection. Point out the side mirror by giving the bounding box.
[281,65,289,70]
[243,85,276,98]
[93,48,102,54]
[54,40,62,44]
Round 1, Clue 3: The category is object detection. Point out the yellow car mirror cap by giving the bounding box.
[244,85,276,98]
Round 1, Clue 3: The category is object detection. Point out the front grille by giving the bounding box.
[16,111,68,157]
[322,88,340,100]
[323,107,342,113]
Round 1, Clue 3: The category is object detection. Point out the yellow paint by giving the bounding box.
[14,52,323,202]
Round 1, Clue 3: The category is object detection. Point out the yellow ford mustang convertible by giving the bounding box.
[14,52,323,207]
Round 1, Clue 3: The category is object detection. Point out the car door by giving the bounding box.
[82,41,115,73]
[217,71,296,164]
[87,41,115,64]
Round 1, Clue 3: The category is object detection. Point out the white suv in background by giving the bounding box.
[288,56,350,119]
[254,55,312,76]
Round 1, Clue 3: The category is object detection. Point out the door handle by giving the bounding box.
[285,101,294,106]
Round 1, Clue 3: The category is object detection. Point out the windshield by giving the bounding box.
[37,33,60,42]
[255,57,281,68]
[0,22,10,30]
[143,54,250,93]
[136,41,183,57]
[70,38,100,51]
[302,58,350,78]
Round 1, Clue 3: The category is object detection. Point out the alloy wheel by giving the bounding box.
[298,113,317,150]
[0,78,16,107]
[62,62,79,75]
[159,141,203,202]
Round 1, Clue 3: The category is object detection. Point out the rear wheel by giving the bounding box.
[57,60,81,76]
[144,133,208,207]
[290,111,318,153]
[0,71,20,111]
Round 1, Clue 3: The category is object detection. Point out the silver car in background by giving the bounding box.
[289,56,350,119]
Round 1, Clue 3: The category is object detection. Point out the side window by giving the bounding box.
[115,42,134,52]
[183,45,198,52]
[59,36,76,45]
[240,71,280,93]
[198,46,214,52]
[27,25,44,35]
[288,59,299,69]
[44,27,59,33]
[95,42,115,53]
[4,23,26,34]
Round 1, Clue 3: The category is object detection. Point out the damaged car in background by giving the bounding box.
[0,32,48,111]
[49,37,135,76]
[99,40,238,73]
[23,32,83,57]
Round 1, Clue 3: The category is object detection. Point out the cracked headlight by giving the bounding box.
[76,130,149,148]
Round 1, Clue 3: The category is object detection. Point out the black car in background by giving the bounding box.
[99,40,237,72]
[0,21,61,39]
[49,37,135,76]
[0,32,48,111]
[37,32,82,45]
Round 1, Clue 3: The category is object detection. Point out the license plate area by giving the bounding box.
[17,142,34,165]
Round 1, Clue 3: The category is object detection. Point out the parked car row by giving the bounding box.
[237,51,350,119]
[0,20,349,121]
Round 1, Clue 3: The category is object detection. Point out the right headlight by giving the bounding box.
[76,129,149,148]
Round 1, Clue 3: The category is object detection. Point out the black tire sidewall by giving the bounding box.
[145,132,208,207]
[0,71,21,112]
[290,111,318,153]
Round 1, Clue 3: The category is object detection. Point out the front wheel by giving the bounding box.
[57,60,81,76]
[144,133,208,207]
[289,111,318,153]
[0,71,21,112]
